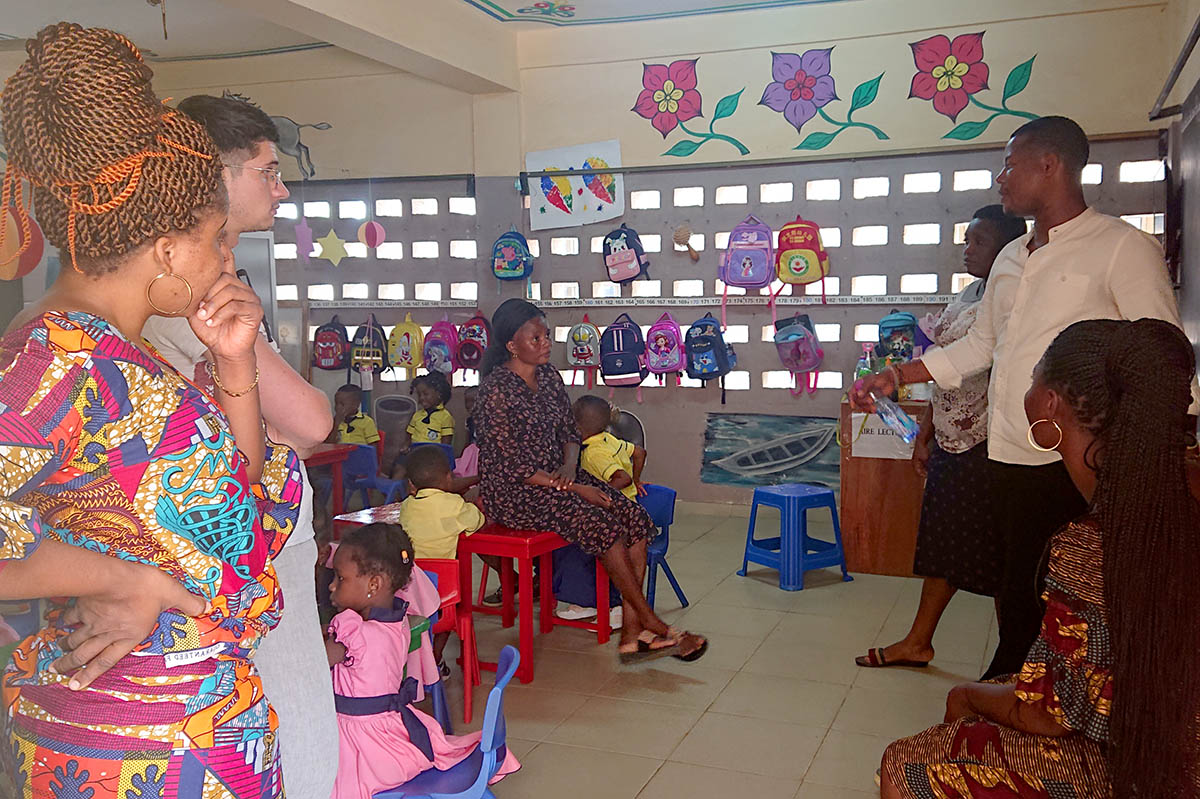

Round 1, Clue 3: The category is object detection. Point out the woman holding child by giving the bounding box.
[475,298,707,663]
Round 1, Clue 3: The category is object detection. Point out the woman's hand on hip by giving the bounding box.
[53,561,205,690]
[573,484,612,509]
[189,271,263,362]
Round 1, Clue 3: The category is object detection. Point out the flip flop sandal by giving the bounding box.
[666,628,708,663]
[617,630,681,665]
[855,646,930,669]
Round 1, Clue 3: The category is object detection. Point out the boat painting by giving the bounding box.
[702,413,839,488]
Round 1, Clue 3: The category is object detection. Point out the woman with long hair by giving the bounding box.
[880,318,1200,797]
[0,23,300,798]
[474,298,707,662]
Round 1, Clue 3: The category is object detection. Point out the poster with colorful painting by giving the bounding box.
[702,412,839,488]
[526,139,625,231]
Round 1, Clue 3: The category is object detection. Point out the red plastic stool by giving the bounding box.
[415,558,481,724]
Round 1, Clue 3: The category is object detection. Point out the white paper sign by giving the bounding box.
[526,140,625,231]
[850,413,916,460]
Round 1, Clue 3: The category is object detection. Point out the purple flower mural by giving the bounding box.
[759,48,888,150]
[631,58,750,158]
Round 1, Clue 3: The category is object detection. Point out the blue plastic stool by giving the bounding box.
[737,484,852,591]
[638,485,689,609]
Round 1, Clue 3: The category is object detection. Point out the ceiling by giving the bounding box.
[460,0,859,27]
[0,0,319,60]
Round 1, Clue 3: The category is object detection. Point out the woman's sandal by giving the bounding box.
[617,630,681,665]
[667,628,709,663]
[855,647,930,669]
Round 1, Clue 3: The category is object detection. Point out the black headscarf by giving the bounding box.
[480,298,545,377]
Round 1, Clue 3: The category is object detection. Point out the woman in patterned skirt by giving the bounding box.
[475,298,707,663]
[0,24,301,798]
[880,319,1200,798]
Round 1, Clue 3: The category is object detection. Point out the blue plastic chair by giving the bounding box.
[346,445,406,508]
[737,483,852,591]
[410,442,458,468]
[638,484,688,609]
[375,645,520,799]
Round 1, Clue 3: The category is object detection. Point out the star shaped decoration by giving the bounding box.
[316,228,348,267]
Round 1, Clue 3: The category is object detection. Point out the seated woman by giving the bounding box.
[880,318,1200,798]
[474,298,706,663]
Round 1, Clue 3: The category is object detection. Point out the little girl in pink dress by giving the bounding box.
[326,523,520,799]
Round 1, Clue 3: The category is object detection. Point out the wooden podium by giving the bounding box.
[838,400,928,576]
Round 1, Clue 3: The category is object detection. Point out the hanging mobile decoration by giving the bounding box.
[294,218,314,264]
[146,0,168,39]
[316,228,348,267]
[356,179,386,248]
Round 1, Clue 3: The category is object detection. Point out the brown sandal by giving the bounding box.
[618,630,681,665]
[855,646,929,669]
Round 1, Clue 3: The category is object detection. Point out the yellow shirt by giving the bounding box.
[398,488,486,559]
[580,431,638,500]
[407,404,455,445]
[338,413,380,445]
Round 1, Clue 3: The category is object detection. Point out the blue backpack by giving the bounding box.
[684,313,737,404]
[600,313,648,400]
[492,227,534,281]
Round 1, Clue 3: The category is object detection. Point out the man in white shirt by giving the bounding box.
[852,116,1199,679]
[143,96,338,799]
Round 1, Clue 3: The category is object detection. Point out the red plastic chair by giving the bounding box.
[415,558,481,724]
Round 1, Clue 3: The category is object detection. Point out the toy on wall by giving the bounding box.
[672,224,700,262]
[358,220,385,249]
[602,223,651,283]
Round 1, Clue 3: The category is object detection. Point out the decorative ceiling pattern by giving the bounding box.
[461,0,858,26]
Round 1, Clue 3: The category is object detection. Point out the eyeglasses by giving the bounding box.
[227,163,284,187]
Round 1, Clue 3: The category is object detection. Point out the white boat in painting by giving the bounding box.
[711,424,837,477]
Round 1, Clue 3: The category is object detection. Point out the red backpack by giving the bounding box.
[312,315,349,371]
[457,311,491,373]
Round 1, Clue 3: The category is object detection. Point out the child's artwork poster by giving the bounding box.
[526,140,625,231]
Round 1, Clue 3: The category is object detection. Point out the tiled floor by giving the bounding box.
[428,503,998,799]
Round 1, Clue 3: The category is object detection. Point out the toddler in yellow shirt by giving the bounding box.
[574,395,647,500]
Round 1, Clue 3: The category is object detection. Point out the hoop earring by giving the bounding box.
[1027,419,1063,452]
[145,272,193,316]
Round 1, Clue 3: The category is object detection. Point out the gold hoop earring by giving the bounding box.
[145,272,193,316]
[1027,419,1063,452]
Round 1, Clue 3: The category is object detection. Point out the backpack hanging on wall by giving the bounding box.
[878,310,918,362]
[774,313,824,397]
[349,314,389,384]
[720,215,774,327]
[684,313,736,404]
[312,315,350,371]
[775,216,831,307]
[388,312,424,371]
[457,311,491,373]
[424,316,460,377]
[600,313,648,402]
[567,313,602,389]
[492,227,534,282]
[602,223,651,284]
[645,312,684,384]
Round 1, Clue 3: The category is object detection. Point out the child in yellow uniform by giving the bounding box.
[574,395,647,500]
[327,384,381,446]
[391,373,454,481]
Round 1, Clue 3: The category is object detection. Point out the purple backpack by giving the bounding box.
[424,316,460,376]
[722,215,775,290]
[645,312,684,379]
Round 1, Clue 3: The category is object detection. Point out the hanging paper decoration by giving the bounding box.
[358,220,385,249]
[582,157,615,205]
[316,228,348,267]
[0,205,44,281]
[540,171,573,215]
[526,140,625,231]
[294,218,314,264]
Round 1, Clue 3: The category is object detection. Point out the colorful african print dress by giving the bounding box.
[0,311,302,799]
[882,518,1112,798]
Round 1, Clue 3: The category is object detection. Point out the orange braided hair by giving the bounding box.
[0,23,223,275]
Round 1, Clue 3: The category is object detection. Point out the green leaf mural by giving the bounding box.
[1002,55,1036,102]
[712,88,744,122]
[849,74,883,114]
[943,120,993,140]
[662,139,702,158]
[795,130,840,150]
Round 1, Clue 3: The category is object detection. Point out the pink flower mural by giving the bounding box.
[631,58,749,157]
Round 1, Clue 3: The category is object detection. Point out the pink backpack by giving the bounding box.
[423,316,460,376]
[645,312,684,382]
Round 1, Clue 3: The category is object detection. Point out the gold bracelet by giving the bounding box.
[206,361,259,397]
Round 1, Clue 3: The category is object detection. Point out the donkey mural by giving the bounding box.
[222,91,331,179]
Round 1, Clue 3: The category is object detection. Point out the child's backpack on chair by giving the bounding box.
[349,314,388,377]
[312,315,350,371]
[602,224,651,284]
[600,313,648,401]
[567,314,602,389]
[645,312,685,383]
[774,313,824,396]
[456,311,491,373]
[684,313,736,404]
[423,316,460,376]
[387,312,424,371]
[720,215,774,325]
[775,217,831,304]
[492,227,535,281]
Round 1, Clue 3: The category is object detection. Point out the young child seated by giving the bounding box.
[327,384,380,446]
[398,446,485,673]
[390,373,454,481]
[326,523,519,799]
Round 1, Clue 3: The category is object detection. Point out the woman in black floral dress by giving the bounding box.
[476,299,707,663]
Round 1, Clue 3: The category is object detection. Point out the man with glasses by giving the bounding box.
[143,95,338,799]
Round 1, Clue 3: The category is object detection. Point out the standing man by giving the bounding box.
[143,95,338,799]
[852,116,1199,678]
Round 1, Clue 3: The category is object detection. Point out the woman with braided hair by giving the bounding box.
[880,318,1200,798]
[0,23,301,799]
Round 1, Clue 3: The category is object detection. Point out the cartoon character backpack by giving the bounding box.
[602,224,651,284]
[349,314,388,377]
[774,313,824,396]
[684,313,737,404]
[456,311,491,373]
[600,313,648,401]
[492,227,534,281]
[312,315,350,371]
[720,215,774,325]
[775,217,831,304]
[423,316,460,376]
[567,313,602,389]
[645,312,685,383]
[388,312,424,371]
[878,309,919,362]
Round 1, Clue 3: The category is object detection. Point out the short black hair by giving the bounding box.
[407,444,451,489]
[1012,115,1089,173]
[573,395,611,433]
[972,204,1028,246]
[340,522,414,593]
[336,384,362,399]
[411,372,452,405]
[177,95,280,155]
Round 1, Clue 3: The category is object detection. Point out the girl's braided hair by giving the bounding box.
[0,22,224,275]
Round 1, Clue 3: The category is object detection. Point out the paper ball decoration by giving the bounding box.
[358,220,386,249]
[0,207,45,281]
